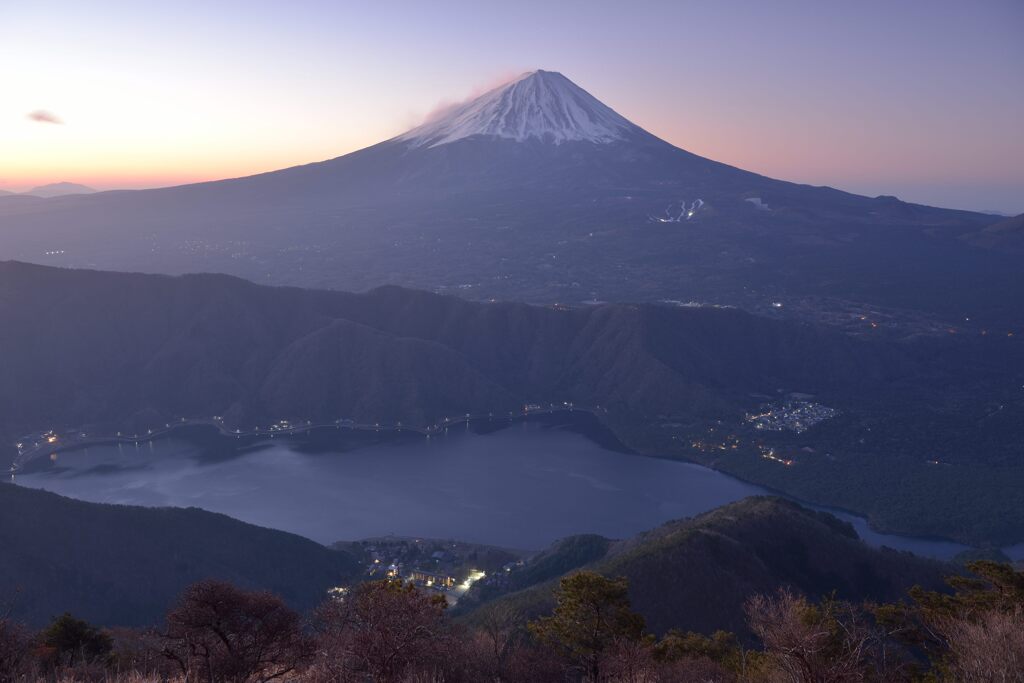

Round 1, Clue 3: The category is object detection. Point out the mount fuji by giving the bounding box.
[397,70,636,147]
[0,70,1017,328]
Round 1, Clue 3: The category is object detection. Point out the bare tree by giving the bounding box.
[162,579,312,683]
[937,606,1024,683]
[599,637,659,683]
[313,579,450,683]
[108,627,178,680]
[500,640,567,683]
[876,560,1024,681]
[652,630,748,683]
[470,608,528,682]
[746,590,907,683]
[0,616,33,683]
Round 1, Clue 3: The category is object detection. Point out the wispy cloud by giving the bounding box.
[28,110,63,124]
[415,70,527,127]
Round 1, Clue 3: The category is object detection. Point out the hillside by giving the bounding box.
[0,261,909,440]
[0,262,1021,545]
[967,212,1024,251]
[464,497,950,637]
[0,483,359,627]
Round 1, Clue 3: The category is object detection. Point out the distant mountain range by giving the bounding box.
[0,182,96,198]
[25,182,96,197]
[0,483,359,626]
[1,262,1021,545]
[0,70,1019,331]
[0,261,903,439]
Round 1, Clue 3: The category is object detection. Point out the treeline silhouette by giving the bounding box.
[1,561,1020,682]
[0,485,360,627]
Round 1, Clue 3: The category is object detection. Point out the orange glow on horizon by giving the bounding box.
[2,1,1021,212]
[0,145,368,193]
[5,96,1017,202]
[5,112,1015,197]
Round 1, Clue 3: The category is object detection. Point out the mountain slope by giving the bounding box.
[967,212,1024,251]
[0,483,359,627]
[464,497,950,637]
[1,262,1021,546]
[0,71,1014,330]
[0,260,906,442]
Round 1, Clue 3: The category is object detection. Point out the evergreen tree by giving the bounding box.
[40,613,112,667]
[529,571,646,681]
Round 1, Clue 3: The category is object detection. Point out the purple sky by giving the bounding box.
[3,0,1022,213]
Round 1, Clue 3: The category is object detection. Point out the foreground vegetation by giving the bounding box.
[457,497,949,639]
[1,560,1020,682]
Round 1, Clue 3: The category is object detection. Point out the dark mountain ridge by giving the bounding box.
[0,260,958,441]
[2,261,1022,546]
[463,497,950,638]
[0,483,359,627]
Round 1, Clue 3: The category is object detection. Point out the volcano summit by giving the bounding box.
[397,70,637,147]
[0,70,1017,329]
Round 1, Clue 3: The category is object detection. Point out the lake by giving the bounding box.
[13,415,1006,559]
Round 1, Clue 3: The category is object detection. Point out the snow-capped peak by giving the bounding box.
[397,70,638,148]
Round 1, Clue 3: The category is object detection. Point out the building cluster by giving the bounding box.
[352,538,511,605]
[745,400,839,434]
[757,445,795,467]
[689,431,742,454]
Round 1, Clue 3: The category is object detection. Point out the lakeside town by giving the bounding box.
[8,402,600,479]
[744,400,840,434]
[331,536,529,606]
[679,397,841,468]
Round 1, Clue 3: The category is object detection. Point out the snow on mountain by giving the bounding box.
[397,70,638,148]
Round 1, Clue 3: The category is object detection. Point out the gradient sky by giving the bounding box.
[3,0,1022,213]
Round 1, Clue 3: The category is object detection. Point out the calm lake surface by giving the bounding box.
[14,417,1007,559]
